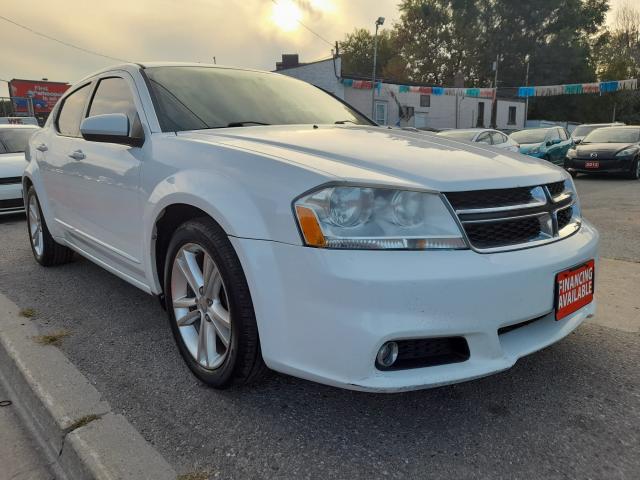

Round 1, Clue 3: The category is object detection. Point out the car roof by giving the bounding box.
[77,62,268,83]
[0,124,39,129]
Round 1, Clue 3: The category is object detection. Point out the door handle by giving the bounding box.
[36,143,48,152]
[68,150,86,161]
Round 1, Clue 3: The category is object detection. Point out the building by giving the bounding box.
[275,54,525,131]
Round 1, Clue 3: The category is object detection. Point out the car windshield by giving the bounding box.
[572,125,602,137]
[582,128,640,144]
[437,130,477,141]
[144,66,372,131]
[510,129,549,144]
[0,128,38,153]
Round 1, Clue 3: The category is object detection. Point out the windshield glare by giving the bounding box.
[0,128,38,153]
[145,66,371,131]
[438,130,477,141]
[583,128,640,144]
[510,129,549,144]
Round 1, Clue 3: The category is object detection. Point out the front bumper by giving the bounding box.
[565,157,635,174]
[231,221,599,392]
[0,183,24,215]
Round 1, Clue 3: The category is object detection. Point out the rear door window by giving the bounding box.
[57,84,92,137]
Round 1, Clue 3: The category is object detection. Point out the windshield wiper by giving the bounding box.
[226,121,271,127]
[334,120,358,124]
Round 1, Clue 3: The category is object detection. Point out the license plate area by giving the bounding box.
[555,260,595,320]
[585,161,599,168]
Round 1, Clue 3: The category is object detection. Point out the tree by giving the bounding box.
[339,28,407,80]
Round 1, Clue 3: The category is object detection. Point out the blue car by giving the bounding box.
[510,127,574,165]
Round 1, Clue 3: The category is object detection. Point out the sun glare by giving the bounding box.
[271,0,303,32]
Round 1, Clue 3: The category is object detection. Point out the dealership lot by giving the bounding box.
[0,176,638,479]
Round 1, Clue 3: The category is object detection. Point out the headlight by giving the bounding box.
[566,148,577,158]
[616,147,638,157]
[293,185,468,250]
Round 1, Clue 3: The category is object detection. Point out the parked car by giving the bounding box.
[0,123,39,215]
[571,122,625,144]
[0,117,39,126]
[24,63,598,392]
[565,126,640,179]
[510,126,573,165]
[437,128,520,152]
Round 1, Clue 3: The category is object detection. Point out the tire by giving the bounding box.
[628,158,640,180]
[25,187,74,266]
[164,217,267,388]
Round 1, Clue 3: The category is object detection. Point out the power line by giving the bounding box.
[0,15,129,63]
[270,0,334,47]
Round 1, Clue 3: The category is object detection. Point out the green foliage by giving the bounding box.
[337,0,640,122]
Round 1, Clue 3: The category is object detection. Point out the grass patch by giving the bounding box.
[68,414,101,431]
[33,330,70,347]
[178,472,210,480]
[19,308,36,318]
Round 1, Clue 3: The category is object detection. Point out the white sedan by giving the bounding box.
[24,63,598,392]
[437,128,520,152]
[1,124,39,215]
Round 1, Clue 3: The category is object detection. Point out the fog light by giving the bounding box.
[376,341,399,368]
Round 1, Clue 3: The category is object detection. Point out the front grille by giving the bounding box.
[465,216,542,249]
[445,181,579,252]
[446,187,533,210]
[0,176,22,186]
[377,337,470,371]
[546,180,566,197]
[557,206,573,230]
[0,198,24,210]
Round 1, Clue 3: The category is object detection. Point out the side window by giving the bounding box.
[548,129,560,142]
[476,132,491,144]
[88,77,139,135]
[491,132,507,145]
[559,128,568,141]
[57,84,92,137]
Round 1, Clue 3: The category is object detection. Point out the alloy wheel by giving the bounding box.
[28,195,44,257]
[171,243,231,369]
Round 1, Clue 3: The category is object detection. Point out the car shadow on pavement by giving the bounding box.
[0,215,638,479]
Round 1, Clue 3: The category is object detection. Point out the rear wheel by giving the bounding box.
[164,217,267,388]
[26,187,74,266]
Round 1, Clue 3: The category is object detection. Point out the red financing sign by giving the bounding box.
[9,79,70,113]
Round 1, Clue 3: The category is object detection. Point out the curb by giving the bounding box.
[0,293,177,480]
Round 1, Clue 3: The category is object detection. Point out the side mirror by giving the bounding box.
[546,140,553,147]
[574,138,582,144]
[80,113,143,147]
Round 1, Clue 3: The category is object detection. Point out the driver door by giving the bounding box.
[61,74,147,281]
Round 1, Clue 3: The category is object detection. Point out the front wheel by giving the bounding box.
[26,187,74,266]
[628,158,640,180]
[164,217,267,388]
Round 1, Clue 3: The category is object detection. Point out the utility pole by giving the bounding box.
[524,54,530,129]
[491,54,500,128]
[371,17,385,121]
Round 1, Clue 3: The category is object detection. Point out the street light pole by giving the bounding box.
[524,54,530,129]
[371,16,385,122]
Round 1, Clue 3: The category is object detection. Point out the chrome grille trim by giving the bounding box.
[444,180,581,253]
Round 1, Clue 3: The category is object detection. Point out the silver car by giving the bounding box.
[437,128,520,152]
[0,124,39,215]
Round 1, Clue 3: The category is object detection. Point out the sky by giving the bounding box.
[0,0,629,98]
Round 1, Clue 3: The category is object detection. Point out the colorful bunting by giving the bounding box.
[516,78,638,97]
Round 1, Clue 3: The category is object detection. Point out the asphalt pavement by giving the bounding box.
[0,176,638,479]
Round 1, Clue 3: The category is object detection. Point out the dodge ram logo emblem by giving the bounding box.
[590,153,598,158]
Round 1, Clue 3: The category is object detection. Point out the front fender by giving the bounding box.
[23,159,62,238]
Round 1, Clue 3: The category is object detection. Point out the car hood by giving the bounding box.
[0,153,26,176]
[575,142,637,158]
[179,125,565,191]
